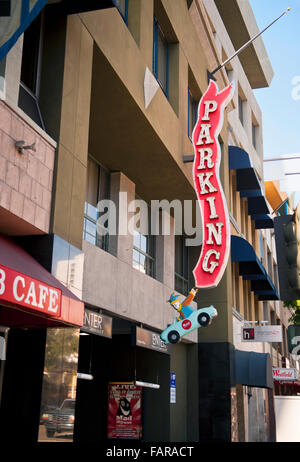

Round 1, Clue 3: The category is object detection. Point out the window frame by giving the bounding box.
[252,122,257,150]
[188,88,198,140]
[153,16,169,98]
[83,157,110,252]
[113,0,129,25]
[238,95,244,126]
[132,203,156,279]
[174,235,189,296]
[18,10,45,129]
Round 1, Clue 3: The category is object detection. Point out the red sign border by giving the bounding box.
[191,79,235,289]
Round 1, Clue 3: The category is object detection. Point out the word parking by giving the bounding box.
[192,79,234,288]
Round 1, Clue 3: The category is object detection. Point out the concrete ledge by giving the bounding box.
[214,0,274,89]
[82,240,198,343]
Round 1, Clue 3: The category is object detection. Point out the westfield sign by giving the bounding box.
[192,80,234,288]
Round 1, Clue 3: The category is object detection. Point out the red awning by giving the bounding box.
[0,235,84,328]
[274,380,300,388]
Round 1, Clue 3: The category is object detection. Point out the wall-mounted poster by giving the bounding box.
[107,383,142,440]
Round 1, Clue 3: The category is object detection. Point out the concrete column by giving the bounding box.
[155,212,175,288]
[109,172,135,265]
[5,35,23,107]
[50,14,93,249]
[138,0,154,71]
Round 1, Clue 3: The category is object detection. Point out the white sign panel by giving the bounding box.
[241,325,282,343]
[273,368,298,381]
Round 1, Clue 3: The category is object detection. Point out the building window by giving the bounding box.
[234,262,240,312]
[188,89,198,139]
[175,235,189,296]
[252,123,257,150]
[133,206,156,278]
[273,262,279,290]
[83,157,110,251]
[238,95,244,126]
[113,0,128,25]
[0,55,6,99]
[18,11,45,129]
[276,200,288,216]
[267,250,272,278]
[259,233,264,262]
[153,16,169,97]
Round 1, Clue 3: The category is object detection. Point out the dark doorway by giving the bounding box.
[0,327,46,443]
[74,329,170,443]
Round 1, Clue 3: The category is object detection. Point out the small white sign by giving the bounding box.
[273,368,298,381]
[241,325,282,343]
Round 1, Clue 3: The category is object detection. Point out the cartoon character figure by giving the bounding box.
[168,287,198,321]
[117,397,131,417]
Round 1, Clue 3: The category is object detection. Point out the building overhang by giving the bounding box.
[265,181,288,212]
[214,0,274,89]
[229,146,273,228]
[47,0,116,15]
[231,235,279,301]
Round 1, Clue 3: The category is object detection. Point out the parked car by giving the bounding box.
[160,305,218,344]
[41,399,75,438]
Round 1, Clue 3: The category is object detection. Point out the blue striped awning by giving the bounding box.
[252,214,274,229]
[229,146,272,227]
[235,350,273,389]
[231,236,279,301]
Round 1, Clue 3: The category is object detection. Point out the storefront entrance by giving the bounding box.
[74,317,170,443]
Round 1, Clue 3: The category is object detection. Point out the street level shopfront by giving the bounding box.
[74,312,171,443]
[273,367,300,396]
[0,234,84,443]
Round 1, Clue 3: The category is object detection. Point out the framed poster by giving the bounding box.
[107,383,142,439]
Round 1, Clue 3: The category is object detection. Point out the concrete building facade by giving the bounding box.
[0,0,286,444]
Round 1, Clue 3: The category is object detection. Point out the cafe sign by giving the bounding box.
[192,79,234,288]
[0,263,61,317]
[81,308,112,338]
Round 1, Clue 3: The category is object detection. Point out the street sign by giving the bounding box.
[81,308,112,338]
[170,373,176,404]
[132,326,170,354]
[241,325,282,343]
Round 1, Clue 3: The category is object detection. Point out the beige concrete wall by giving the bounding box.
[78,0,212,194]
[51,14,93,249]
[198,0,264,177]
[82,239,197,341]
[0,100,55,235]
[4,35,23,107]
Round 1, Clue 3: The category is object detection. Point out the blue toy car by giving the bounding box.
[160,305,218,344]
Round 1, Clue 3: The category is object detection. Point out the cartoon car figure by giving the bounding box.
[160,305,218,344]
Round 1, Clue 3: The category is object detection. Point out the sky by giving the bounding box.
[249,0,300,202]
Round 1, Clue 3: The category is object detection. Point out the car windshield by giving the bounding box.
[60,400,75,411]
